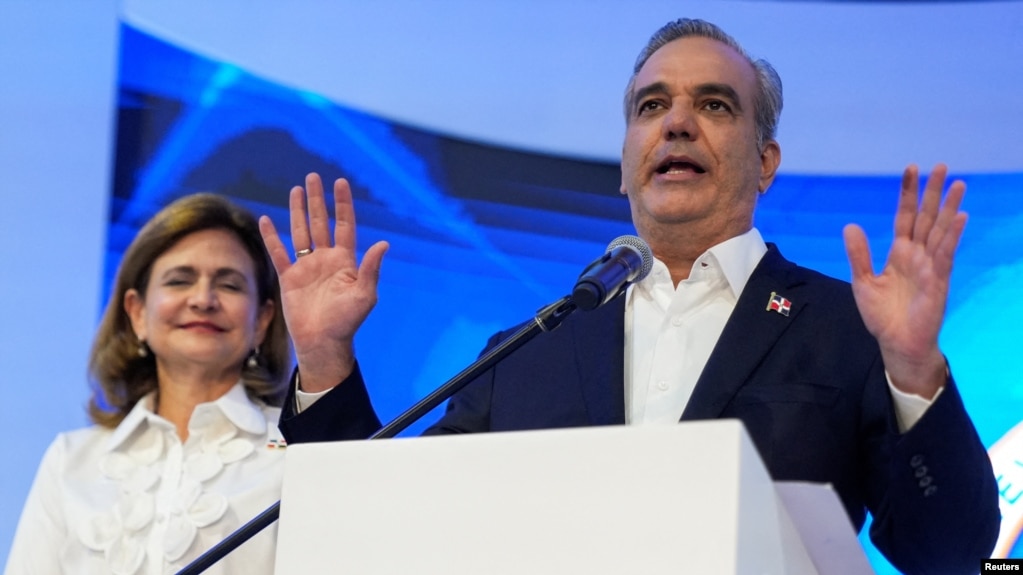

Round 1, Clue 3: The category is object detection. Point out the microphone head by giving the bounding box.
[606,235,654,282]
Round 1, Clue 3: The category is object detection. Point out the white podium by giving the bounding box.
[275,420,872,574]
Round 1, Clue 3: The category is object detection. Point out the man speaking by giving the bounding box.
[259,18,1000,574]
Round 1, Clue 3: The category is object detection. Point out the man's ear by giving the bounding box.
[620,142,629,196]
[758,140,782,193]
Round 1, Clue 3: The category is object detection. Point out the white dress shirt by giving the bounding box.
[624,228,934,430]
[5,382,287,575]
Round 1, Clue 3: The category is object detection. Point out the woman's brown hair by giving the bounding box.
[88,193,290,427]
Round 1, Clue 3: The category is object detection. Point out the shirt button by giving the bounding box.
[657,381,669,391]
[671,316,683,327]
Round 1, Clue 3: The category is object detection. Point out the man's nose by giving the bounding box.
[663,105,698,141]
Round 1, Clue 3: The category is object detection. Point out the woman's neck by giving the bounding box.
[154,364,241,441]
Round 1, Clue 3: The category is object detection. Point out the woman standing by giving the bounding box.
[6,194,290,574]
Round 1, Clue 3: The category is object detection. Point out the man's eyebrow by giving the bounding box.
[693,83,743,112]
[630,81,745,115]
[630,81,670,113]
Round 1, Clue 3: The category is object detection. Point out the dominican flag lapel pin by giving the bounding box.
[766,291,792,316]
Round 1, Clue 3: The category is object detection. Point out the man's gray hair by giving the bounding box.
[623,18,783,151]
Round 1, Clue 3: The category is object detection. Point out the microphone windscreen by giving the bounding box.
[606,235,654,282]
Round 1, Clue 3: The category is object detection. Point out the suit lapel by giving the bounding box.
[681,245,807,420]
[571,296,627,426]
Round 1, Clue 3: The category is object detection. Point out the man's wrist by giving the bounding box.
[294,370,336,413]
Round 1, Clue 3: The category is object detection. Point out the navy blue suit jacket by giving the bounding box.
[280,245,999,574]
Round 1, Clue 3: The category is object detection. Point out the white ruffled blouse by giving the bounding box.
[5,382,287,575]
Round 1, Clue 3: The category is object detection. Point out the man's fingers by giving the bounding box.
[934,213,968,279]
[912,164,947,243]
[893,165,919,240]
[259,215,292,274]
[926,179,966,256]
[306,172,333,249]
[358,240,390,290]
[843,223,874,281]
[334,178,357,253]
[289,185,311,253]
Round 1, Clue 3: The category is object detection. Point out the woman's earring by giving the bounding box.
[137,339,149,358]
[247,347,260,369]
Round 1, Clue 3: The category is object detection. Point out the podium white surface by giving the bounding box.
[275,421,870,574]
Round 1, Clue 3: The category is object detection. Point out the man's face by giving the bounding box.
[620,36,780,248]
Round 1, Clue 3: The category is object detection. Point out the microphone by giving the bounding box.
[572,235,653,311]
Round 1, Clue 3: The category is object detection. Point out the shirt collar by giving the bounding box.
[702,227,768,300]
[634,227,767,300]
[105,381,266,451]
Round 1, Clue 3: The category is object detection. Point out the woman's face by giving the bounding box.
[124,228,274,381]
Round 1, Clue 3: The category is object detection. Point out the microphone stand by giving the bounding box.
[177,295,578,575]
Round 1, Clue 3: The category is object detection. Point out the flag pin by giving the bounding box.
[766,292,792,316]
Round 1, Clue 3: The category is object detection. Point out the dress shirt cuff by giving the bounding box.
[886,371,945,433]
[293,371,335,413]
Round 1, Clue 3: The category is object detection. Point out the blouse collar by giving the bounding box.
[105,381,266,451]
